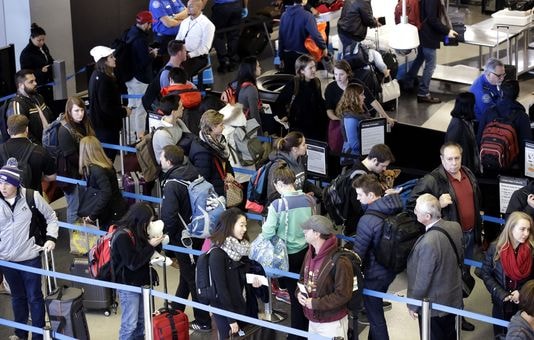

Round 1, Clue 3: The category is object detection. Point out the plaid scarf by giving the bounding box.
[221,236,250,261]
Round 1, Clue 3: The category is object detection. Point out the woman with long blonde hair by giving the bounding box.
[78,136,127,229]
[335,83,370,167]
[480,211,534,338]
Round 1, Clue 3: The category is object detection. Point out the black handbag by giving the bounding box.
[432,226,476,298]
[77,186,102,218]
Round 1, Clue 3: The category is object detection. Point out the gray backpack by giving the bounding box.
[229,118,263,166]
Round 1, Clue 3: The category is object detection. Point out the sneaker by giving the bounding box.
[189,320,212,333]
[274,288,291,305]
[383,301,392,311]
[357,312,369,325]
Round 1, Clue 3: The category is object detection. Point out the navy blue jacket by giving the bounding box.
[126,25,153,84]
[188,139,233,197]
[353,193,403,280]
[419,0,450,49]
[279,5,326,55]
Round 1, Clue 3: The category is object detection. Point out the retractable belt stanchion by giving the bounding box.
[262,276,287,323]
[43,326,52,340]
[143,286,154,340]
[421,298,431,340]
[456,314,462,340]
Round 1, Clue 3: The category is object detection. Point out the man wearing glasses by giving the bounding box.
[470,58,505,121]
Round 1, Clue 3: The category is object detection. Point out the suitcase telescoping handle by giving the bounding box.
[43,249,57,294]
[495,25,511,64]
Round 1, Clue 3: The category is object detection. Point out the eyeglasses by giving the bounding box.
[491,72,506,78]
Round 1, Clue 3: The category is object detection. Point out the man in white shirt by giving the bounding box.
[176,0,215,78]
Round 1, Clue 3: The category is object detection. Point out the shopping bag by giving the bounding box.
[69,220,100,255]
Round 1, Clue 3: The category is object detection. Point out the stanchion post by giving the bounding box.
[421,298,431,340]
[43,326,52,340]
[143,286,154,340]
[261,276,286,323]
[52,60,67,100]
[456,314,462,340]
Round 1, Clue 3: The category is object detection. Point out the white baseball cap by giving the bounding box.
[90,46,115,63]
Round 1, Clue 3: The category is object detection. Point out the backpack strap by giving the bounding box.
[110,227,135,282]
[431,226,462,268]
[363,209,387,221]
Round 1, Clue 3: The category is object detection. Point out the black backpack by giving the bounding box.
[365,210,425,273]
[195,247,217,305]
[0,143,36,189]
[26,188,48,246]
[322,169,366,227]
[111,29,135,85]
[330,247,364,340]
[343,42,370,70]
[142,65,173,113]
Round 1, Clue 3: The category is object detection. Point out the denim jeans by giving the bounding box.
[118,290,145,340]
[463,229,475,261]
[337,30,358,55]
[63,185,79,224]
[363,271,396,340]
[407,46,437,97]
[2,256,45,340]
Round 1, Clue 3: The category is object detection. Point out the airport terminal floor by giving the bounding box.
[3,3,534,339]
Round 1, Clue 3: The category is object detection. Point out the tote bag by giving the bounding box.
[249,198,289,277]
[381,77,401,103]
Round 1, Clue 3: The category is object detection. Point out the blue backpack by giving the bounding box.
[245,161,275,214]
[166,177,226,239]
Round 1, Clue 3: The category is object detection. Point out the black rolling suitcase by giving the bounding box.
[69,257,117,316]
[496,25,517,81]
[44,250,90,339]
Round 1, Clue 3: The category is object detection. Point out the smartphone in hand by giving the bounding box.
[297,282,308,298]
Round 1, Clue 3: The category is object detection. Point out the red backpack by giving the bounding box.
[220,81,254,105]
[88,225,134,281]
[479,111,520,170]
[394,0,422,29]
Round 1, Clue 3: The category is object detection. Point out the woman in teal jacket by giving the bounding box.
[260,161,316,339]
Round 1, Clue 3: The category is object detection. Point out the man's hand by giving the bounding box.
[41,65,50,73]
[229,322,239,334]
[438,193,453,208]
[43,240,56,252]
[408,307,418,320]
[448,30,458,38]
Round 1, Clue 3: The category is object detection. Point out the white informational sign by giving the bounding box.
[359,118,386,156]
[499,176,528,214]
[525,141,534,178]
[306,140,328,177]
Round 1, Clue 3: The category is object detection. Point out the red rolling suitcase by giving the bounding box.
[152,258,190,340]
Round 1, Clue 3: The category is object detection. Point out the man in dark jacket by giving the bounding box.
[340,143,396,236]
[337,0,378,53]
[406,141,479,331]
[476,80,532,167]
[404,0,457,104]
[352,174,403,340]
[505,181,534,219]
[6,69,53,144]
[125,11,158,142]
[159,144,212,332]
[278,0,326,74]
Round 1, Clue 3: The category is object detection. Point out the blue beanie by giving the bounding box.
[0,157,22,187]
